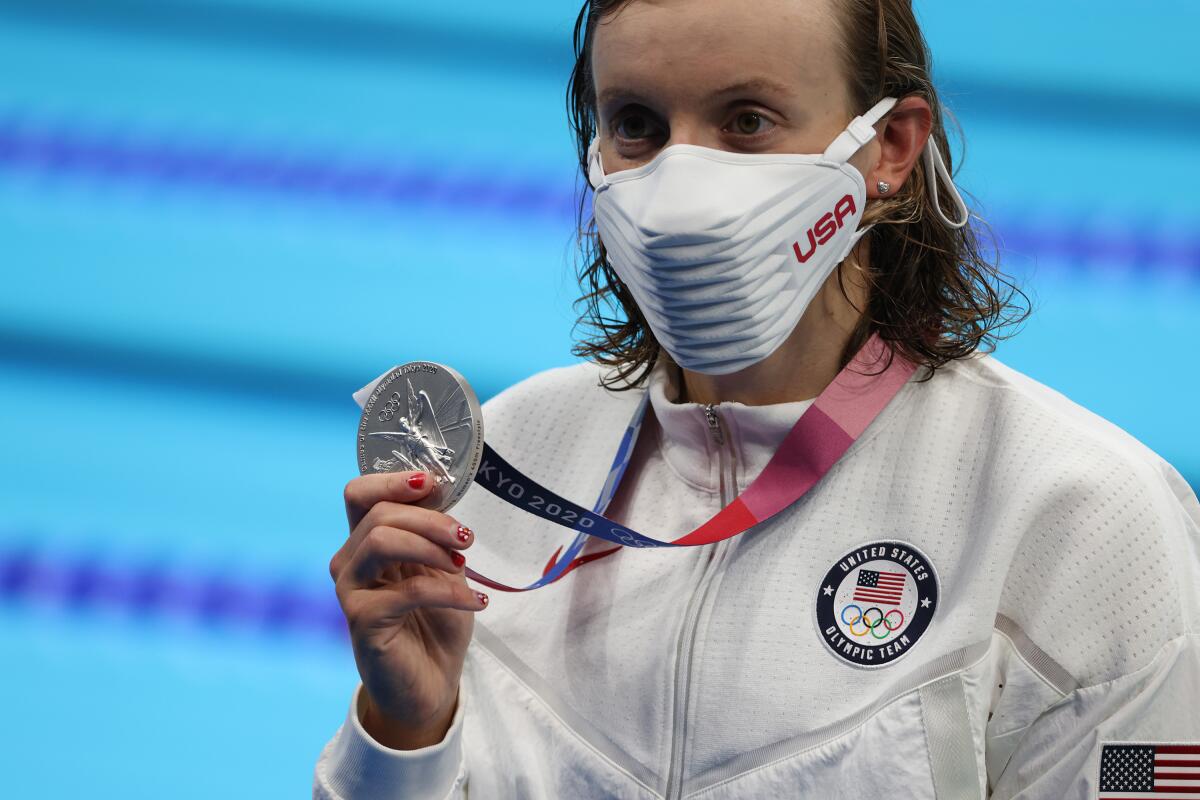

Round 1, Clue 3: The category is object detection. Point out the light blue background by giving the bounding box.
[0,1,1196,796]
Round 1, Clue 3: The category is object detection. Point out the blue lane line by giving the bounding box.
[0,117,579,223]
[0,117,1197,273]
[0,541,349,640]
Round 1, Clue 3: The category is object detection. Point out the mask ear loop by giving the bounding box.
[827,97,971,231]
[823,97,899,263]
[923,138,970,228]
[586,136,606,190]
[821,97,898,164]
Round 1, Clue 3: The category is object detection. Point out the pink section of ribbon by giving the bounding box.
[814,337,916,439]
[739,406,853,520]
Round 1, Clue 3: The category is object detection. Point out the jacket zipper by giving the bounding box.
[702,404,737,509]
[665,405,736,800]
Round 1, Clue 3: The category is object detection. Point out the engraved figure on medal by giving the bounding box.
[358,362,485,513]
[368,379,457,484]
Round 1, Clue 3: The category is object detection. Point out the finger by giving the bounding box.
[344,471,434,529]
[357,503,474,551]
[344,576,488,624]
[339,526,464,591]
[331,503,474,582]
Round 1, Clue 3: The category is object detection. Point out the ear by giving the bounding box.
[862,95,932,199]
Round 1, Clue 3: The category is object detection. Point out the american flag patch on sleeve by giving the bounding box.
[1099,742,1200,798]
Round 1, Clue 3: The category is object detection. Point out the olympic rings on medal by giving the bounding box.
[839,603,906,638]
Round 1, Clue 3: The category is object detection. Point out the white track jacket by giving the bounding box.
[314,352,1200,799]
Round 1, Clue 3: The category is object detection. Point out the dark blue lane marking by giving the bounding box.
[0,118,578,222]
[0,542,349,640]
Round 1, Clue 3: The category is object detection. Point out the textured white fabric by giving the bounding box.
[314,351,1200,799]
[315,682,468,800]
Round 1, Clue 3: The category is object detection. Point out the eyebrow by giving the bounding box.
[711,77,796,98]
[596,85,644,108]
[596,76,795,108]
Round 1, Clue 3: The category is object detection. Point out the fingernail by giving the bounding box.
[475,592,489,607]
[408,473,426,489]
[456,525,472,543]
[450,550,465,567]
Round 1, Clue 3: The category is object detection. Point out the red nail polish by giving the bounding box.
[456,525,472,543]
[476,592,489,607]
[450,550,465,567]
[408,473,426,489]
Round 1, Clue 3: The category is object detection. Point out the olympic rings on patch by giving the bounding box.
[839,602,906,638]
[840,604,863,626]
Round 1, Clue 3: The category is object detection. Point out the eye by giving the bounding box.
[613,109,662,141]
[727,111,775,137]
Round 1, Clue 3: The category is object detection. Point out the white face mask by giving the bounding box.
[587,96,969,376]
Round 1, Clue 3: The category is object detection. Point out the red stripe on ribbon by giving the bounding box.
[542,546,564,577]
[672,497,759,547]
[467,545,624,593]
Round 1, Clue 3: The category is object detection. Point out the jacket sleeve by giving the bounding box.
[988,632,1200,799]
[312,681,468,800]
[989,462,1200,799]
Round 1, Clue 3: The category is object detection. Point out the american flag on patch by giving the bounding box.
[851,569,906,606]
[1099,743,1200,798]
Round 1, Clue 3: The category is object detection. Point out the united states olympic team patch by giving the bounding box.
[814,540,940,668]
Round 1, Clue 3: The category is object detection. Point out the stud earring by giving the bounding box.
[876,180,891,195]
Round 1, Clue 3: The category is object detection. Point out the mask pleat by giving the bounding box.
[590,131,877,375]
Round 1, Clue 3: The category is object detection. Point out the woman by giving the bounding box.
[314,1,1200,797]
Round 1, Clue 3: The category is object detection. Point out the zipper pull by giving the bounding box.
[703,403,724,446]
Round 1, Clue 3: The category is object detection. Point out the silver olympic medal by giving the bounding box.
[357,362,484,513]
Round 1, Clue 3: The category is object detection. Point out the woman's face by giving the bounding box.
[591,0,875,178]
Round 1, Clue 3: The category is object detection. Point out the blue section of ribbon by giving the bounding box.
[472,393,663,589]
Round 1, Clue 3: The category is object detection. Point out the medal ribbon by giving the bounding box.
[463,334,915,592]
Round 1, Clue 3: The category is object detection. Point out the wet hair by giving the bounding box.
[566,0,1029,388]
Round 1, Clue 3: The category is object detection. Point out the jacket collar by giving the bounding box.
[645,360,814,493]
